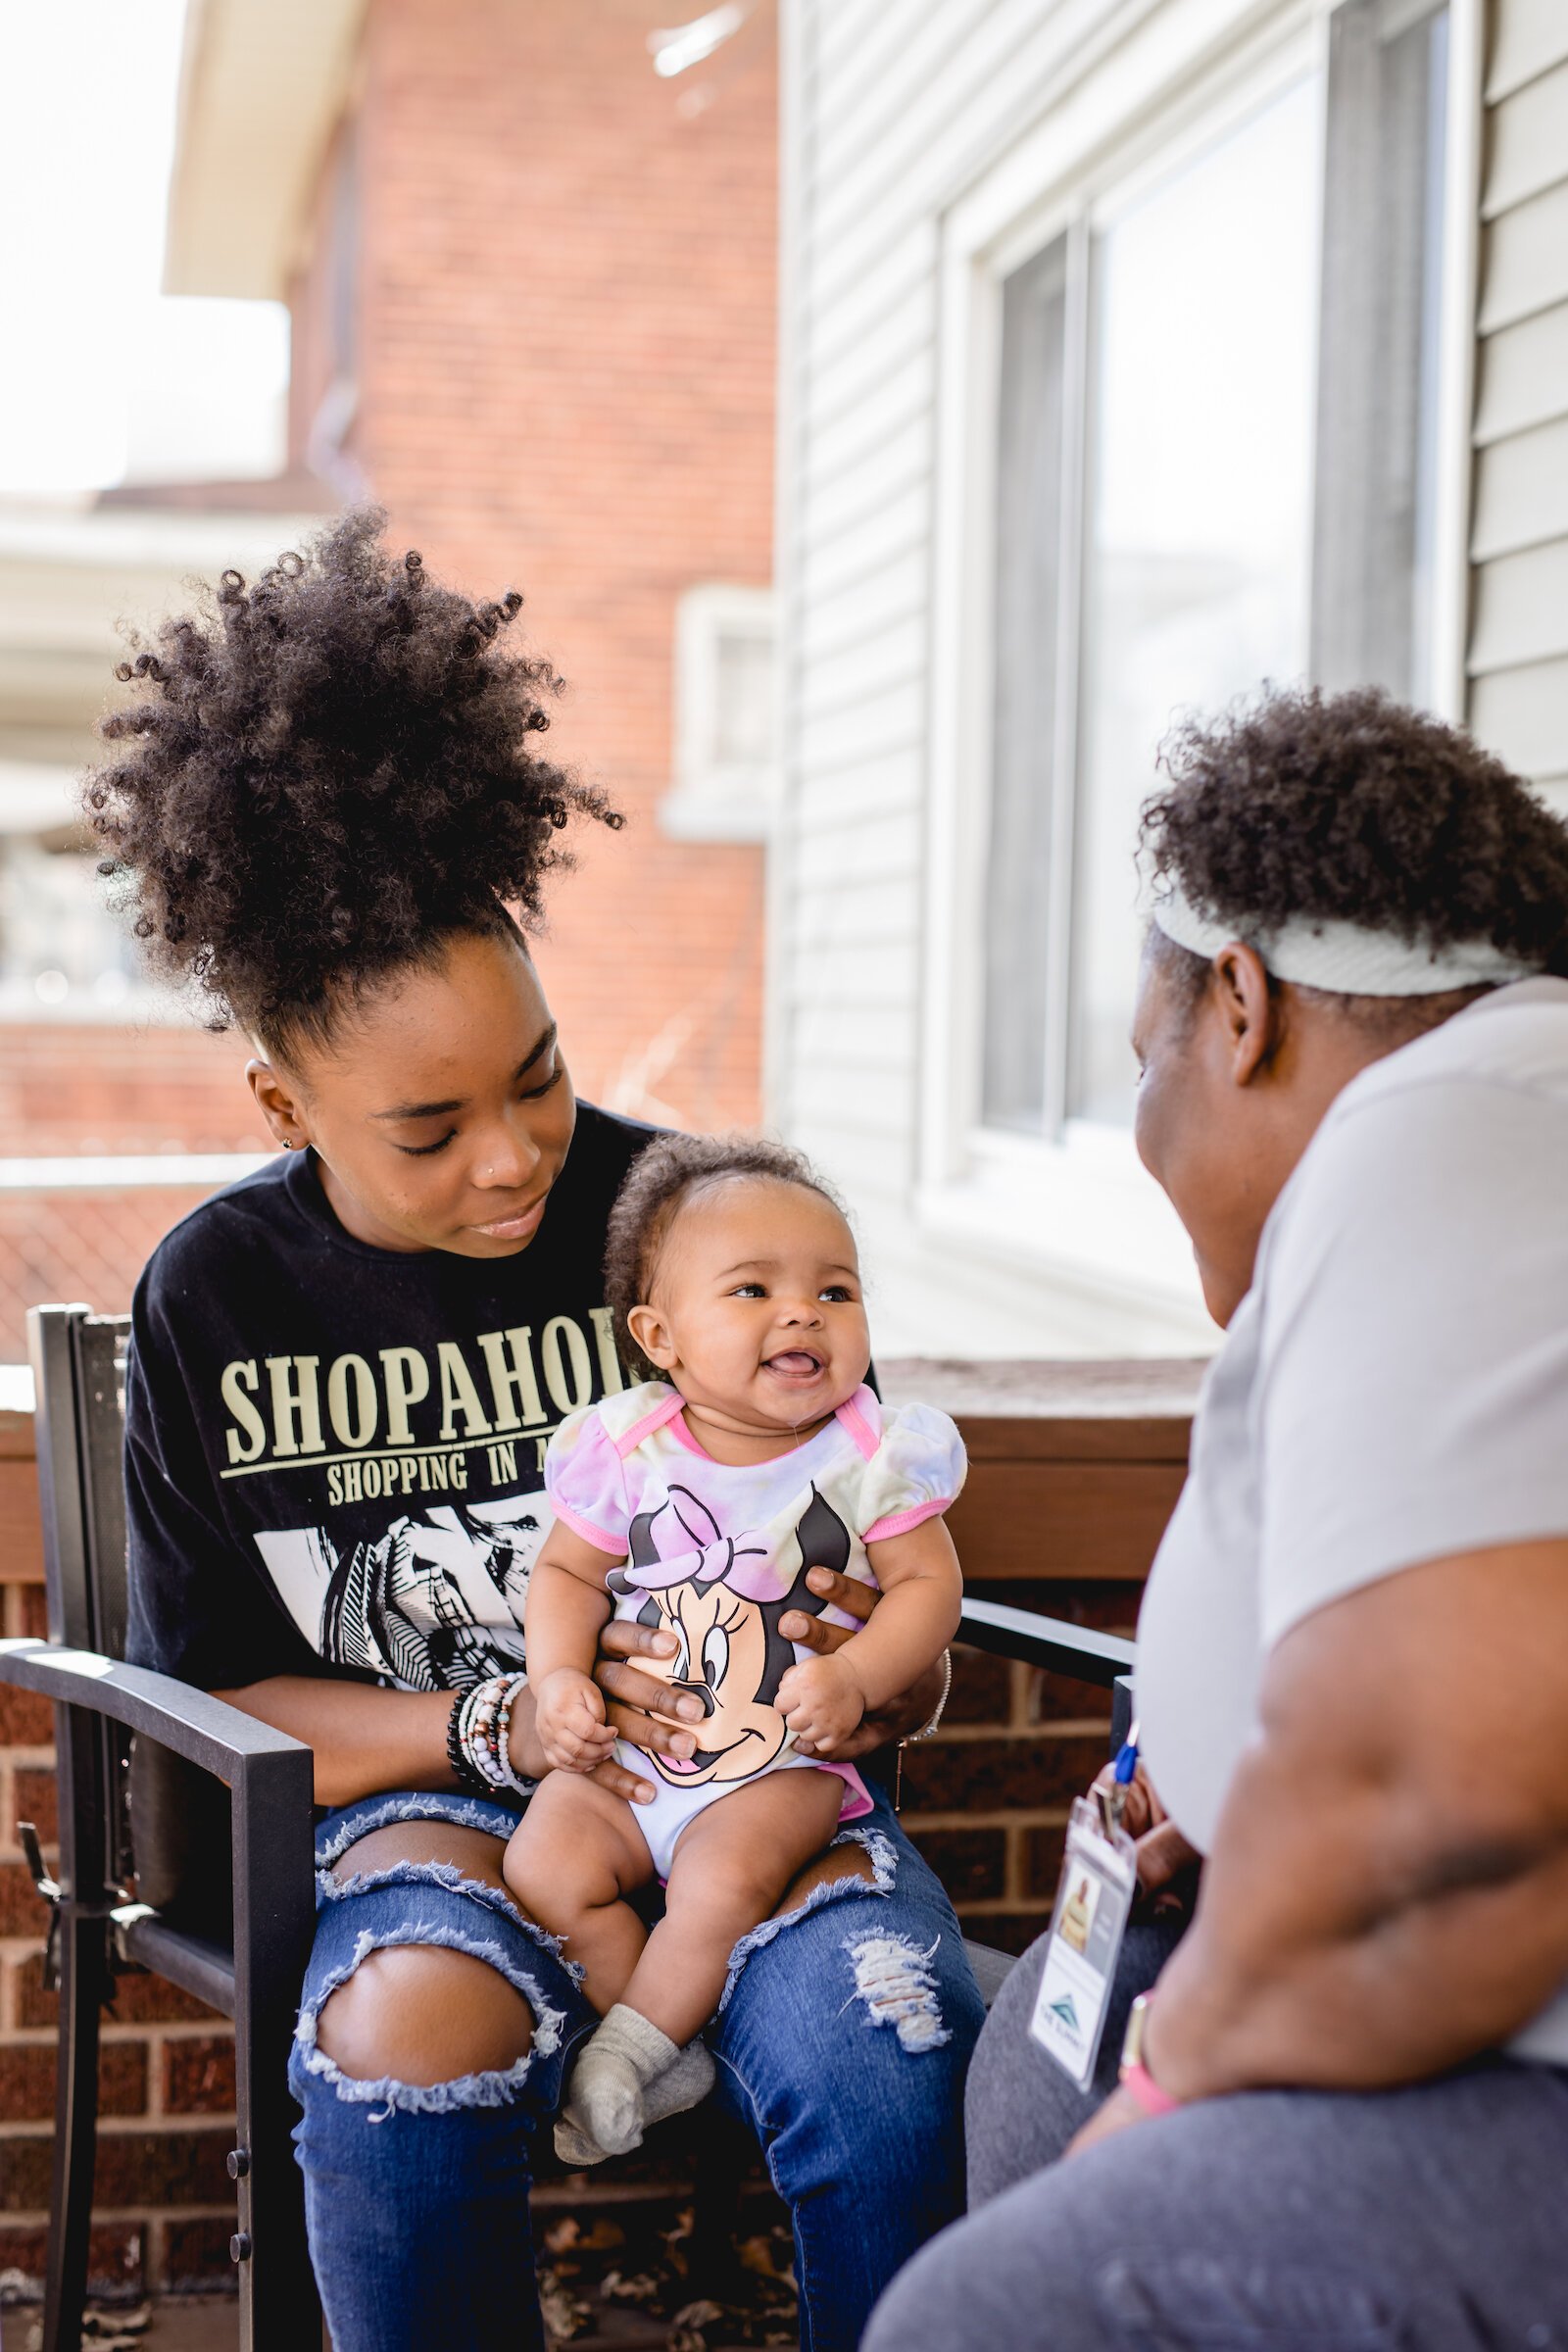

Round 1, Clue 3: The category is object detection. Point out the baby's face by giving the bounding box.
[643,1178,870,1433]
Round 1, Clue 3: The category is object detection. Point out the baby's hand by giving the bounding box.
[776,1654,865,1756]
[534,1667,614,1773]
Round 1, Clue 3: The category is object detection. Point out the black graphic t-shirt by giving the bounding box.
[125,1102,659,1693]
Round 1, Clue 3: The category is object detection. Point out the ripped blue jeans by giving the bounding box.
[290,1783,984,2352]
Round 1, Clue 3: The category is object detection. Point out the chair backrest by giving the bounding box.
[28,1304,131,1659]
[27,1301,230,1929]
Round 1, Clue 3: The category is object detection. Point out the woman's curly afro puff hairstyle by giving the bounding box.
[604,1132,849,1383]
[1140,683,1568,980]
[85,507,621,1055]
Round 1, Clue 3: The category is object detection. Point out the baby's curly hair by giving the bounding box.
[605,1132,848,1381]
[1141,687,1568,1021]
[84,507,620,1054]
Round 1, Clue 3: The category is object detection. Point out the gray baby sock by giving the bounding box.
[555,2006,715,2165]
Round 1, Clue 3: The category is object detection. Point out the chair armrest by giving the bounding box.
[0,1637,311,1782]
[958,1597,1135,1690]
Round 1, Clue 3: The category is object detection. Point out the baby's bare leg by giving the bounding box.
[626,1768,848,2050]
[502,1771,653,2016]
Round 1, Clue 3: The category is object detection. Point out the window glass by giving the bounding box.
[0,836,141,1012]
[982,234,1069,1131]
[1312,0,1449,702]
[1068,75,1319,1126]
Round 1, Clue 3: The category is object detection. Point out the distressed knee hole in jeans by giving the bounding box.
[715,1824,898,2013]
[843,1931,950,2052]
[295,1912,567,2121]
[314,1790,523,1871]
[315,1854,585,1984]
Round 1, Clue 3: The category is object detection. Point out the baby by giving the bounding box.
[504,1132,964,2164]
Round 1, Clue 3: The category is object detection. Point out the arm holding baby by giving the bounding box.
[779,1400,967,1754]
[778,1515,962,1753]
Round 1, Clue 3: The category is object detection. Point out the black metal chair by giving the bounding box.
[956,1598,1136,2003]
[2,1301,1139,2349]
[0,1305,318,2352]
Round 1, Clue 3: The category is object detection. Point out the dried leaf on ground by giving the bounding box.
[601,2267,662,2306]
[545,2214,627,2256]
[737,2233,795,2284]
[538,2277,594,2339]
[668,2297,725,2352]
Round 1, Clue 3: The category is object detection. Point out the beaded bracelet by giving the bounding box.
[453,1671,533,1795]
[445,1691,491,1793]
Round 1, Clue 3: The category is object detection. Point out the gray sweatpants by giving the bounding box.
[865,1922,1568,2350]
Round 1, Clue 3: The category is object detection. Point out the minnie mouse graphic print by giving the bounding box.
[545,1380,966,1871]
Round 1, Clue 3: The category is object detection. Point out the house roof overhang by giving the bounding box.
[162,0,368,299]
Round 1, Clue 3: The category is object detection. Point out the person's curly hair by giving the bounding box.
[605,1132,848,1380]
[84,507,620,1054]
[1140,686,1568,1021]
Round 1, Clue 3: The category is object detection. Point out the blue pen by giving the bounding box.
[1102,1721,1140,1830]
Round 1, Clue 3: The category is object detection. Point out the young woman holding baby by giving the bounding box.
[97,514,985,2352]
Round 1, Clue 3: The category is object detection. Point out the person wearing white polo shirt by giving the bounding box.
[867,684,1568,2352]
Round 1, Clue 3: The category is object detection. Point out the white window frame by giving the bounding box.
[661,581,780,843]
[915,0,1481,1308]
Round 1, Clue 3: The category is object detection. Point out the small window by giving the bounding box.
[661,583,778,841]
[0,830,141,1014]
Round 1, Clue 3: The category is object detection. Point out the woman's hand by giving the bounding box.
[779,1567,944,1757]
[586,1619,705,1803]
[1091,1758,1201,1911]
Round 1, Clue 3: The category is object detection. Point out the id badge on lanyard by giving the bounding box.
[1028,1740,1139,2090]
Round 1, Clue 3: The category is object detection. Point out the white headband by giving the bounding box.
[1150,883,1544,996]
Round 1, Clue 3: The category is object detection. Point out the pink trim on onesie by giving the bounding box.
[862,1494,955,1545]
[612,1388,689,1458]
[551,1496,628,1555]
[663,1410,715,1459]
[834,1388,882,1461]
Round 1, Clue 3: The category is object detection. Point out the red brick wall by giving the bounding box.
[0,1025,267,1360]
[288,0,777,1133]
[0,1027,263,1159]
[0,1186,225,1363]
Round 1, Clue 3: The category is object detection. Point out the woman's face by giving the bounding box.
[1131,937,1274,1327]
[251,929,577,1256]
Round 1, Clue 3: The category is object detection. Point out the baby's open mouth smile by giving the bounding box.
[763,1348,825,1380]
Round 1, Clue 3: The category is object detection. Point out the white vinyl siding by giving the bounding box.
[1467,0,1568,806]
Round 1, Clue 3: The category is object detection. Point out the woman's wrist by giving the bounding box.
[1118,1994,1182,2116]
[448,1672,534,1796]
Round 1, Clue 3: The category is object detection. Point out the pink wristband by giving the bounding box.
[1119,2058,1181,2119]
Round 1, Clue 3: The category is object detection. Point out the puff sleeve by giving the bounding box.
[859,1403,967,1544]
[544,1406,630,1556]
